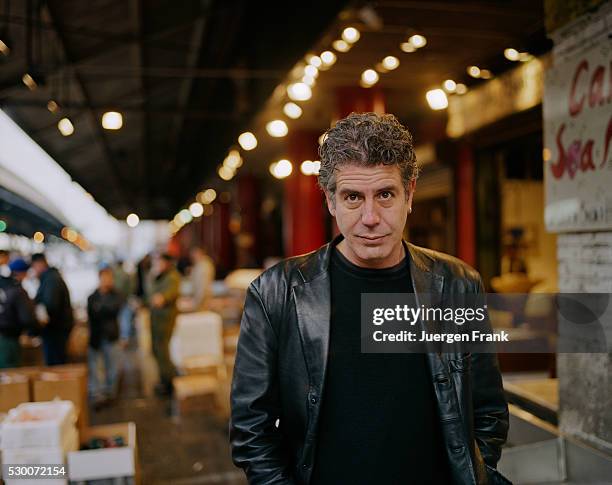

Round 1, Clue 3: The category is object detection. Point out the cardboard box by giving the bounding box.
[0,373,30,413]
[1,401,77,449]
[67,422,139,484]
[33,365,88,432]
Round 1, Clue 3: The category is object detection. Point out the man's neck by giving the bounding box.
[336,239,406,269]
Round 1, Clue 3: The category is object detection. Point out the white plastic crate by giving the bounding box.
[1,401,77,449]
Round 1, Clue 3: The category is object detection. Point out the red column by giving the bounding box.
[283,131,326,256]
[335,86,385,119]
[456,144,476,266]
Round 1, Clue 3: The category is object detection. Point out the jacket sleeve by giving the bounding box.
[471,277,509,468]
[230,282,296,485]
[16,288,39,334]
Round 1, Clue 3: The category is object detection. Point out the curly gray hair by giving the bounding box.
[318,112,419,197]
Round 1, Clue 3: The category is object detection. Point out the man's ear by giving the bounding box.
[406,178,416,209]
[325,191,336,217]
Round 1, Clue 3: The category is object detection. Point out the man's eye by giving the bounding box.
[347,194,359,202]
[379,191,392,199]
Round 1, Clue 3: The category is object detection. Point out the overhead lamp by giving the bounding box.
[270,159,293,179]
[467,65,481,78]
[342,27,360,44]
[302,75,316,87]
[307,55,322,68]
[266,120,288,137]
[173,214,185,227]
[479,69,492,79]
[224,150,243,169]
[443,79,457,92]
[179,209,193,224]
[409,34,427,48]
[400,42,416,53]
[360,69,379,87]
[504,48,520,61]
[126,213,140,227]
[320,51,337,67]
[300,160,320,176]
[283,102,302,119]
[47,100,60,113]
[238,131,257,150]
[301,160,315,175]
[189,202,204,217]
[218,165,235,181]
[102,111,123,130]
[57,117,74,136]
[0,35,11,56]
[33,231,44,243]
[332,39,351,53]
[65,228,78,243]
[200,188,217,204]
[382,56,399,70]
[22,73,42,90]
[304,65,319,78]
[287,82,312,101]
[455,83,468,95]
[426,89,448,110]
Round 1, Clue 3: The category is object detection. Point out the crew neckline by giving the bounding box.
[332,245,409,280]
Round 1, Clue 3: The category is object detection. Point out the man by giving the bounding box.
[31,253,74,365]
[147,253,180,396]
[230,113,509,484]
[189,246,215,311]
[0,258,38,368]
[87,267,124,405]
[112,260,136,342]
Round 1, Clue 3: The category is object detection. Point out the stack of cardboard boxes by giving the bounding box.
[0,364,139,484]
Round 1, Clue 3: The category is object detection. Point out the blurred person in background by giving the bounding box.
[31,253,74,365]
[0,249,10,277]
[148,253,180,396]
[136,253,152,302]
[113,260,136,342]
[0,258,38,368]
[87,267,124,406]
[189,246,215,311]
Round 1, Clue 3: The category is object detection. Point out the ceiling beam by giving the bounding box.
[166,1,210,173]
[44,2,133,211]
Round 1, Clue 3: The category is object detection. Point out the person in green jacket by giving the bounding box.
[148,253,181,396]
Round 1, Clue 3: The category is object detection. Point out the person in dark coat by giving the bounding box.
[87,267,124,403]
[0,258,38,368]
[31,253,74,365]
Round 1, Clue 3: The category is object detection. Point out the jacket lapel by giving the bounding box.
[293,241,334,391]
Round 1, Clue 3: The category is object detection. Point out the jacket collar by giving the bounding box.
[297,234,443,293]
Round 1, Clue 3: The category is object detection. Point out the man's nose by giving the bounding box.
[361,199,381,226]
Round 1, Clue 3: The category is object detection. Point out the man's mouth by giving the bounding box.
[358,235,387,241]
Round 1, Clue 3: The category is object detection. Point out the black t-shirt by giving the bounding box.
[311,247,451,485]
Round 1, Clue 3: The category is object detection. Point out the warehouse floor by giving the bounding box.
[90,347,245,485]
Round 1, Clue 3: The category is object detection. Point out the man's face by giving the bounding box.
[154,257,170,274]
[99,270,114,292]
[31,261,47,277]
[325,163,415,268]
[0,253,8,265]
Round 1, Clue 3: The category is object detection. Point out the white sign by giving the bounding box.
[544,37,612,232]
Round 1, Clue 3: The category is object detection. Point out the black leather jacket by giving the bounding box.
[230,239,510,485]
